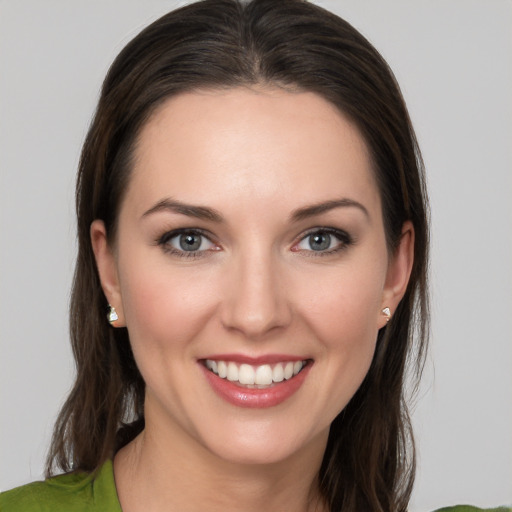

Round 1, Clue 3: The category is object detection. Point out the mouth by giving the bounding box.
[199,355,312,408]
[202,359,309,388]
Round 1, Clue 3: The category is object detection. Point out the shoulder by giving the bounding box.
[0,460,121,512]
[434,507,512,512]
[0,474,94,512]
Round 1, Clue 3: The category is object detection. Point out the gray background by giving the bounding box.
[1,1,511,510]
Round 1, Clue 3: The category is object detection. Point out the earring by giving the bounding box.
[382,307,391,322]
[107,305,119,325]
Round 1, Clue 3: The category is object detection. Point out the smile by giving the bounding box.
[204,359,306,388]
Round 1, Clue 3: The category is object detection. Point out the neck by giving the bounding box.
[114,422,328,512]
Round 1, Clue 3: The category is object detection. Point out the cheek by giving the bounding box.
[297,258,386,339]
[295,259,386,399]
[311,286,380,375]
[118,255,219,351]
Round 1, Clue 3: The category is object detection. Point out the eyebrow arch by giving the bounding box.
[141,198,224,223]
[291,198,369,222]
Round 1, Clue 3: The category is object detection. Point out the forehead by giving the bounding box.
[126,87,380,217]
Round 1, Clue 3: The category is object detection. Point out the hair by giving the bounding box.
[46,1,429,511]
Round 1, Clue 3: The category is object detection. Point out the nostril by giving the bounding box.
[219,259,293,338]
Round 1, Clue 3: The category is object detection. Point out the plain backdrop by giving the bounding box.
[0,1,511,510]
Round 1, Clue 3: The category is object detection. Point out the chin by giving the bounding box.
[195,418,329,468]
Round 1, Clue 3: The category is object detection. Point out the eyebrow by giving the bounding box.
[290,198,369,222]
[141,198,224,222]
[142,197,369,223]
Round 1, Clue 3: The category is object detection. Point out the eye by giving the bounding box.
[158,229,218,256]
[293,228,352,254]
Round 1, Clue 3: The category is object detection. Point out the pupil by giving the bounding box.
[179,233,201,251]
[309,232,330,251]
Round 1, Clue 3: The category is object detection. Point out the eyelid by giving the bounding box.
[158,227,212,244]
[156,226,353,258]
[291,227,353,254]
[157,228,220,257]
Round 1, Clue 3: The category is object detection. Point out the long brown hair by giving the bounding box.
[47,1,429,511]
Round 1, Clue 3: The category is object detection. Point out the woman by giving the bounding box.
[0,1,506,511]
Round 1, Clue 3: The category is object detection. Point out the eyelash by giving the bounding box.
[157,228,218,259]
[156,227,354,259]
[291,227,354,257]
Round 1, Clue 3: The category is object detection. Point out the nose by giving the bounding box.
[220,250,292,339]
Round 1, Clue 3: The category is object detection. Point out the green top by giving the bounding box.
[0,461,510,512]
[0,460,121,512]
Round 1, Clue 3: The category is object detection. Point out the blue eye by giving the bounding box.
[306,232,332,251]
[159,230,216,256]
[176,233,205,251]
[295,229,351,253]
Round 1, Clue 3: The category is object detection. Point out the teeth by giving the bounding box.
[272,364,284,383]
[205,359,306,386]
[227,362,238,381]
[205,359,217,373]
[239,364,255,385]
[255,365,273,386]
[284,362,294,380]
[217,361,227,378]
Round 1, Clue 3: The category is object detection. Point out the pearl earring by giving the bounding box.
[382,307,391,322]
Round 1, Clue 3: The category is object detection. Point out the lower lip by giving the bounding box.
[201,363,311,408]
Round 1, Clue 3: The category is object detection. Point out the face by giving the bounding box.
[92,88,413,466]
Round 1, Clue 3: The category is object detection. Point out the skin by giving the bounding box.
[91,87,414,512]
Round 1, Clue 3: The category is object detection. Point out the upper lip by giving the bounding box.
[199,353,311,365]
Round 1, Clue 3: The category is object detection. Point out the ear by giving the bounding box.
[90,219,126,327]
[378,221,415,329]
